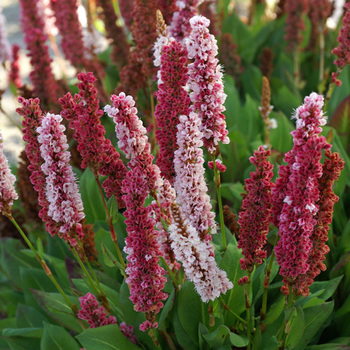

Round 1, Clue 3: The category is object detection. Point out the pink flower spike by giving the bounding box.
[185,15,229,154]
[122,167,168,328]
[237,146,274,273]
[174,112,217,241]
[59,72,127,208]
[37,113,85,244]
[105,93,162,194]
[50,0,86,67]
[17,97,60,237]
[0,131,18,216]
[19,0,58,107]
[169,203,233,302]
[332,3,350,85]
[154,40,191,183]
[78,293,117,328]
[169,0,201,42]
[273,92,331,296]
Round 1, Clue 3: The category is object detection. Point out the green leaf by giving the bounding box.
[158,289,175,331]
[2,328,43,338]
[294,301,334,350]
[41,323,80,350]
[308,276,343,301]
[285,306,305,349]
[101,242,125,272]
[173,311,198,350]
[202,325,248,348]
[76,324,141,350]
[79,169,105,223]
[265,297,285,325]
[229,332,249,347]
[177,281,204,347]
[5,337,40,350]
[107,196,119,224]
[15,305,48,328]
[30,290,81,332]
[220,239,246,325]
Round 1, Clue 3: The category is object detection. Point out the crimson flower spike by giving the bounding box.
[272,92,339,297]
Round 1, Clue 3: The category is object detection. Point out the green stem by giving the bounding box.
[211,154,226,252]
[72,247,101,298]
[280,288,295,349]
[219,297,247,325]
[159,256,179,290]
[324,81,336,114]
[246,272,252,350]
[93,172,126,269]
[9,217,77,314]
[260,235,279,331]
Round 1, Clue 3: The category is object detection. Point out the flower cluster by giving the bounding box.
[50,0,86,67]
[19,0,58,107]
[238,146,274,273]
[130,0,158,79]
[332,3,350,86]
[186,15,229,154]
[151,179,181,271]
[37,113,85,245]
[9,44,22,89]
[122,167,168,330]
[295,150,345,296]
[169,203,233,302]
[78,293,117,328]
[0,131,18,217]
[96,0,129,69]
[284,0,309,52]
[170,0,201,42]
[105,92,162,194]
[59,72,127,208]
[17,97,60,237]
[307,0,331,51]
[155,40,191,183]
[174,112,216,241]
[273,92,331,295]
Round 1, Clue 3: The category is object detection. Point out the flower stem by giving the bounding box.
[159,256,179,290]
[260,235,279,332]
[279,288,295,349]
[245,271,253,350]
[319,30,325,83]
[219,296,247,325]
[93,171,125,269]
[211,154,226,252]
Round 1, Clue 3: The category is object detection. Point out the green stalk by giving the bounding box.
[293,48,300,88]
[219,297,247,325]
[260,235,279,331]
[159,256,179,290]
[246,271,252,350]
[280,288,295,349]
[277,287,295,346]
[72,247,102,298]
[93,172,126,269]
[211,154,226,252]
[9,216,77,315]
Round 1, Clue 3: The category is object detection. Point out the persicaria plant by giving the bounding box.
[0,1,349,350]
